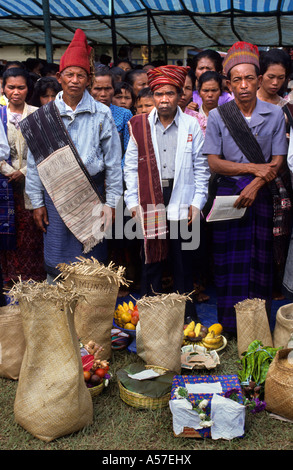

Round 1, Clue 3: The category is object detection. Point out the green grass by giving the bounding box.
[0,339,292,451]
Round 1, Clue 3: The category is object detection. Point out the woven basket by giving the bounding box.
[118,365,171,409]
[264,348,293,421]
[89,381,105,397]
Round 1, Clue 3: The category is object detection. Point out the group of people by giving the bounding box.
[1,28,293,338]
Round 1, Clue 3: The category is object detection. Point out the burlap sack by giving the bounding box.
[273,303,293,348]
[265,348,293,421]
[136,292,189,374]
[10,280,93,442]
[0,304,25,380]
[235,298,273,358]
[58,257,129,361]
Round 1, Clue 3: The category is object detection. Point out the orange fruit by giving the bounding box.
[83,370,91,382]
[124,322,136,330]
[121,312,132,324]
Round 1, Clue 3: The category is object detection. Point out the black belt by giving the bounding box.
[162,178,174,188]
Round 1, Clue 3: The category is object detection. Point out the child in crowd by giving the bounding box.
[112,81,135,111]
[135,87,155,114]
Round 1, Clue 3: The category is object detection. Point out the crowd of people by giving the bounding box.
[0,28,293,338]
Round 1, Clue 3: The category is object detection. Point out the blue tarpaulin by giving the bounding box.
[0,1,291,49]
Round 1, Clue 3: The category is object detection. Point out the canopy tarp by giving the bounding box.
[0,1,292,54]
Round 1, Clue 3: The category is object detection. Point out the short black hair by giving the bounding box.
[198,71,223,93]
[136,87,153,101]
[124,69,147,87]
[94,68,115,88]
[113,81,136,104]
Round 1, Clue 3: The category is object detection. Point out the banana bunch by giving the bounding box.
[202,330,223,350]
[114,301,139,330]
[183,321,223,349]
[183,321,208,344]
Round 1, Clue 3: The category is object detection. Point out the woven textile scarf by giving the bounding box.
[128,113,168,264]
[0,105,16,250]
[218,99,292,265]
[19,101,105,254]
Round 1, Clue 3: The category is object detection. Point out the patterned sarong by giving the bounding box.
[213,175,274,333]
[128,113,168,264]
[19,101,105,254]
[0,105,16,250]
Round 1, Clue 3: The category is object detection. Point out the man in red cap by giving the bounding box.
[24,30,122,282]
[124,65,210,321]
[202,41,290,337]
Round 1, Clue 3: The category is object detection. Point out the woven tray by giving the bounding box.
[118,365,171,409]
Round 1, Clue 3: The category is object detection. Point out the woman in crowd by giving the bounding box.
[179,68,206,134]
[190,49,232,110]
[257,48,291,107]
[30,76,61,107]
[0,67,46,283]
[180,70,222,136]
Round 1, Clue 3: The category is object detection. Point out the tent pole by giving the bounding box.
[42,0,53,62]
[110,0,118,63]
[147,11,151,63]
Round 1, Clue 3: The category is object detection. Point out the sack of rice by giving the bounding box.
[0,304,25,380]
[265,348,293,421]
[235,298,273,358]
[273,303,293,349]
[58,257,129,361]
[10,280,93,442]
[136,292,190,374]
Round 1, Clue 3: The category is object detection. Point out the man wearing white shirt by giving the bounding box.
[124,65,210,320]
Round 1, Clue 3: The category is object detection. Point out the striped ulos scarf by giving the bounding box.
[128,113,169,264]
[19,101,105,254]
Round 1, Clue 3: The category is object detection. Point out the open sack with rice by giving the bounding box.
[57,257,129,361]
[9,280,93,442]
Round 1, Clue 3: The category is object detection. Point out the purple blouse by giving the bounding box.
[192,90,233,107]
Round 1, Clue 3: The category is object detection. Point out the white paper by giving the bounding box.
[186,382,223,394]
[169,400,202,436]
[206,196,247,222]
[127,369,160,381]
[210,394,245,440]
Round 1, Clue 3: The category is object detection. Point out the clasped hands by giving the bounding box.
[234,161,278,209]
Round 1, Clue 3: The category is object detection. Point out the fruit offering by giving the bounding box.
[81,340,111,388]
[183,322,224,350]
[114,301,139,330]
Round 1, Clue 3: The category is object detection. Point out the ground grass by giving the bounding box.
[0,338,292,452]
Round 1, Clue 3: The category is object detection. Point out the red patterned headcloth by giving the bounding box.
[59,29,92,74]
[147,65,190,91]
[223,41,259,75]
